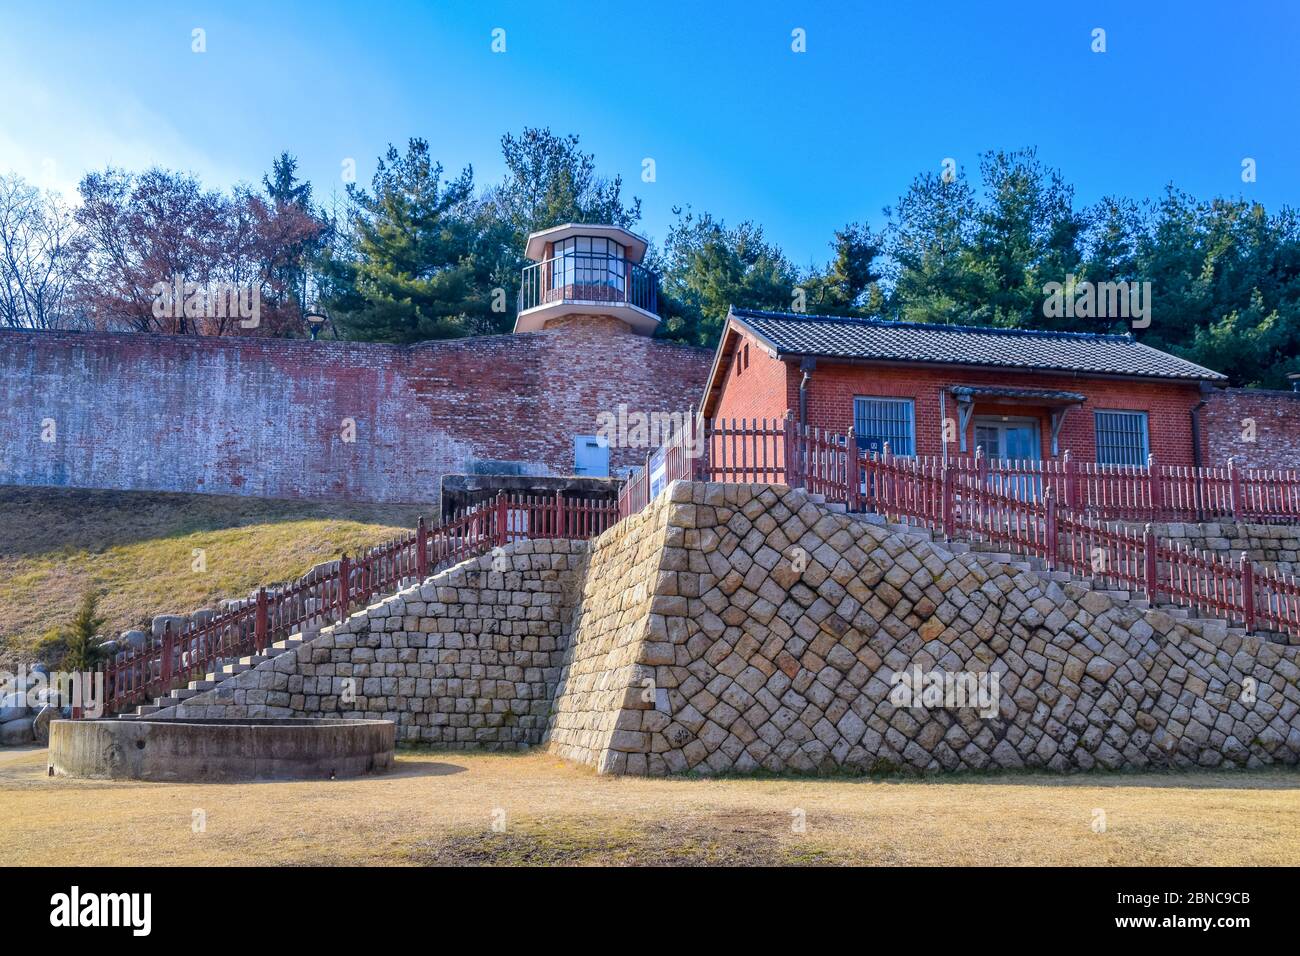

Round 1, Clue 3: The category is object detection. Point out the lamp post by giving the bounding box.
[304,309,328,341]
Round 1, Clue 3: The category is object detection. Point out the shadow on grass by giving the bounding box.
[0,485,431,560]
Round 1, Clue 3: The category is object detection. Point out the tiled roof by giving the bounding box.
[728,308,1227,382]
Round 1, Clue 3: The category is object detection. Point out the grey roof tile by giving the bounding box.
[729,308,1226,382]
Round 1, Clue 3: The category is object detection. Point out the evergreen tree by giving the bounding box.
[323,139,486,343]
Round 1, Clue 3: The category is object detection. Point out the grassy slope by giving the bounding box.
[0,485,427,659]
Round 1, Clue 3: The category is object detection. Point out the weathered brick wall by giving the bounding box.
[1201,387,1300,469]
[0,322,712,503]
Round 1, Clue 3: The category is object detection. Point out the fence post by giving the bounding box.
[1147,453,1163,520]
[1143,524,1158,605]
[941,459,955,540]
[416,515,428,580]
[1063,449,1079,511]
[254,587,268,652]
[881,441,893,519]
[555,490,566,539]
[1228,456,1244,521]
[496,491,509,548]
[160,621,174,689]
[782,411,794,488]
[845,427,860,511]
[337,556,350,621]
[1241,553,1256,634]
[1044,487,1058,572]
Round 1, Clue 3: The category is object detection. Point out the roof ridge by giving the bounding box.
[729,307,1136,343]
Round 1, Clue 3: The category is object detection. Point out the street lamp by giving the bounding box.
[304,309,329,341]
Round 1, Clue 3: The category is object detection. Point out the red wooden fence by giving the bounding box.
[102,492,618,715]
[615,412,1300,641]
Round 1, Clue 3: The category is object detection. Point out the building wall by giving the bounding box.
[711,326,792,424]
[1201,387,1300,469]
[0,322,712,504]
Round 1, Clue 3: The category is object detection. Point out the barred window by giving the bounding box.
[854,397,915,456]
[1095,410,1149,466]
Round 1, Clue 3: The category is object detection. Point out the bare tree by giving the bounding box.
[0,174,83,329]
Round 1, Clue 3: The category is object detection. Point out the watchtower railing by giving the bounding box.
[518,253,658,316]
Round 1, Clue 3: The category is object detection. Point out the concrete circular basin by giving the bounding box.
[47,718,396,782]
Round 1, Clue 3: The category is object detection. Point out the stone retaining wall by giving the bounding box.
[1132,521,1300,578]
[561,483,1300,774]
[156,482,1300,775]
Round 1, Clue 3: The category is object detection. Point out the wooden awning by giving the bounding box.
[947,385,1086,456]
[948,385,1086,406]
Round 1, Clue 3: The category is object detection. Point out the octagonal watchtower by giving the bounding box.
[515,223,659,336]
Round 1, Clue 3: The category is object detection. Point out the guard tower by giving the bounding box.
[515,223,660,335]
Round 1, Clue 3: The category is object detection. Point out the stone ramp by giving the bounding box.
[146,481,1300,775]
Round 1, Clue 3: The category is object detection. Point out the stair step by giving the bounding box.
[189,680,217,691]
[135,705,160,716]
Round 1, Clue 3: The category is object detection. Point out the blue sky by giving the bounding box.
[1,0,1296,265]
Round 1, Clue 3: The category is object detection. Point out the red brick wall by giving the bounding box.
[711,326,792,423]
[0,321,712,503]
[1202,387,1300,469]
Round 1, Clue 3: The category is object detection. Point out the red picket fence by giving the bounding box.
[853,446,1300,640]
[620,411,1300,525]
[616,412,1300,640]
[101,491,618,715]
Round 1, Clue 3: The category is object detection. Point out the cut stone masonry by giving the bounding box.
[152,482,1300,775]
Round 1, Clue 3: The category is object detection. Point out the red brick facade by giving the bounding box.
[0,318,712,503]
[707,322,1291,469]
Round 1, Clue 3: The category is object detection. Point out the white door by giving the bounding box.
[574,435,609,477]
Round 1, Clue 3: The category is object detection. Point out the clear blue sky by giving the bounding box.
[1,0,1296,265]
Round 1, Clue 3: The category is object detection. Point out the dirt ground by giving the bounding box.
[3,746,1298,866]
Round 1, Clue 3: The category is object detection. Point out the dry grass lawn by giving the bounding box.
[0,486,425,661]
[3,746,1299,866]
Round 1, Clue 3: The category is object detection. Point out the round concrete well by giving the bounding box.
[47,718,396,782]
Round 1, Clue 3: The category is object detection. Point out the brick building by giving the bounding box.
[702,307,1244,468]
[0,225,713,504]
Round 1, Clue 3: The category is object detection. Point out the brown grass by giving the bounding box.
[0,486,426,660]
[2,747,1298,866]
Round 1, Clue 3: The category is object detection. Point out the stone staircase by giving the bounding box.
[119,628,318,719]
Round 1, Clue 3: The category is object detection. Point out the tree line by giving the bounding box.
[2,130,1296,387]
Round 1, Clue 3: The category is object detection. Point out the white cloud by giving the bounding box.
[0,73,243,203]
